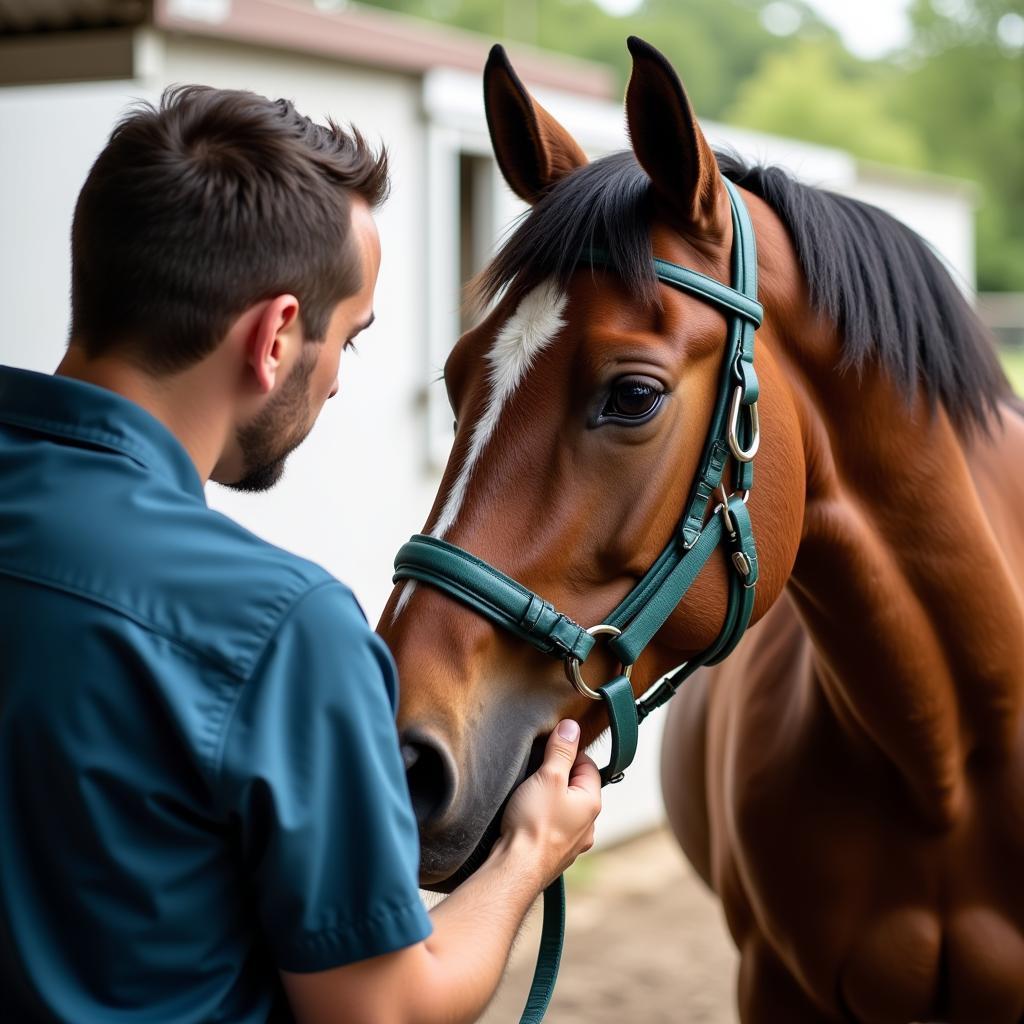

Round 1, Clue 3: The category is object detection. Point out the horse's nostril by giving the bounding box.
[400,733,454,828]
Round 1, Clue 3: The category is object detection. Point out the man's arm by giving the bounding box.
[281,720,601,1024]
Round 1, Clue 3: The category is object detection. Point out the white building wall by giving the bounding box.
[0,80,149,374]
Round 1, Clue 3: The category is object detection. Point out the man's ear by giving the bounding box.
[624,36,729,239]
[484,44,588,204]
[247,295,300,394]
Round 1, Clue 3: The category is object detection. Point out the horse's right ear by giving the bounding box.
[483,44,588,204]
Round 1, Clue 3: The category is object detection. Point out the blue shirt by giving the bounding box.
[0,366,431,1023]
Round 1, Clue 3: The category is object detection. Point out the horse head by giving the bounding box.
[380,38,805,887]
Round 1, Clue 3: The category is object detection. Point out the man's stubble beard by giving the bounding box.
[227,347,318,493]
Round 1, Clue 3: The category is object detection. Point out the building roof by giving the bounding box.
[0,0,146,32]
[0,0,616,98]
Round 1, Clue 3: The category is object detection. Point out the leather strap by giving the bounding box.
[606,514,725,665]
[519,674,638,1024]
[636,499,758,723]
[394,535,596,663]
[585,247,763,329]
[597,674,640,785]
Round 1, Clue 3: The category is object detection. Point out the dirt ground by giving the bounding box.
[478,827,739,1023]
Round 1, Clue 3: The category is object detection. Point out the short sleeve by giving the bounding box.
[218,581,432,972]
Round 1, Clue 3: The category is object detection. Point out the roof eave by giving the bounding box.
[153,0,616,99]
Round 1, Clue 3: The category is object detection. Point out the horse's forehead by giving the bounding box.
[486,281,569,377]
[432,281,569,540]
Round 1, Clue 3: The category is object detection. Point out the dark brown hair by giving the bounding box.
[70,84,388,373]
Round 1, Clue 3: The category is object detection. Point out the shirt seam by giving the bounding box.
[0,562,331,683]
[0,562,250,678]
[211,578,348,793]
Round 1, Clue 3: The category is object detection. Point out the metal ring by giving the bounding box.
[565,624,634,701]
[712,484,737,538]
[727,386,759,462]
[711,486,749,514]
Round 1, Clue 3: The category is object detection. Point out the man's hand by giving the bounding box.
[282,721,602,1024]
[499,719,602,888]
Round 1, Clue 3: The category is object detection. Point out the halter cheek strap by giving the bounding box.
[392,178,761,1024]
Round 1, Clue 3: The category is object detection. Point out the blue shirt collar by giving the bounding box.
[0,365,206,502]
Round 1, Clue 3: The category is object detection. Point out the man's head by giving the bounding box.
[69,85,385,489]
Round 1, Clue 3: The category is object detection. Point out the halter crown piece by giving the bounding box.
[392,178,762,1023]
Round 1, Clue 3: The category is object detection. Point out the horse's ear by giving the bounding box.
[624,36,729,238]
[483,44,588,204]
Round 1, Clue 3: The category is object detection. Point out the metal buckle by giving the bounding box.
[565,624,634,701]
[712,488,756,585]
[727,386,759,462]
[732,551,755,584]
[712,485,749,540]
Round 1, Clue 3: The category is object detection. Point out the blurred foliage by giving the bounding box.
[1004,348,1024,393]
[893,0,1024,289]
[361,0,839,116]
[357,0,1024,291]
[726,40,927,165]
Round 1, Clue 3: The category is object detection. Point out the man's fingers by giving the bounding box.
[568,752,601,796]
[540,720,581,781]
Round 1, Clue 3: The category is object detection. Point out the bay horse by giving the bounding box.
[379,37,1024,1022]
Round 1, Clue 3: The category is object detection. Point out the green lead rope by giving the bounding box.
[520,878,566,1024]
[519,675,638,1024]
[513,509,755,1023]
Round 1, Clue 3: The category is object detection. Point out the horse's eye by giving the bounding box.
[602,377,664,423]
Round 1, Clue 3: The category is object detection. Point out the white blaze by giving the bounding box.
[431,281,568,539]
[392,280,567,621]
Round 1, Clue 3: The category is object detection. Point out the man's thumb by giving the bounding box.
[543,719,581,776]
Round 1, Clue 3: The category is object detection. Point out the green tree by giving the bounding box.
[892,0,1024,289]
[726,40,926,166]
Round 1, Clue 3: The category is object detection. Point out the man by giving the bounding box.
[0,86,601,1023]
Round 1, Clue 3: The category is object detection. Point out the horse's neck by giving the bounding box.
[781,326,1024,825]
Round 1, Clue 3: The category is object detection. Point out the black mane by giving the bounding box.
[478,149,1010,433]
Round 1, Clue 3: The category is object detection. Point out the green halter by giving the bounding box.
[393,177,761,1022]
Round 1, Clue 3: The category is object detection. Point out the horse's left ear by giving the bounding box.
[624,36,729,239]
[484,44,589,204]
